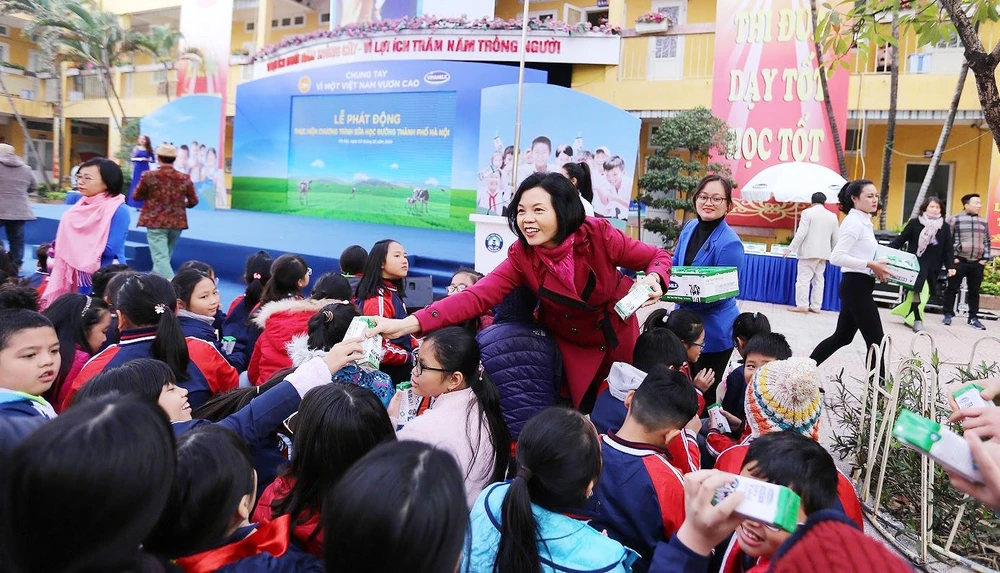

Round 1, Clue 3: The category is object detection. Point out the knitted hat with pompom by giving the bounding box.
[744,357,822,440]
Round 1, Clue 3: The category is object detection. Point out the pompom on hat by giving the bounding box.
[745,357,822,440]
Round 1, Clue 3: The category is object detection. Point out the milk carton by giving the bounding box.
[395,381,421,425]
[892,409,983,484]
[713,474,802,533]
[953,384,991,410]
[707,403,732,433]
[662,267,740,304]
[874,245,919,289]
[615,282,654,320]
[345,317,383,371]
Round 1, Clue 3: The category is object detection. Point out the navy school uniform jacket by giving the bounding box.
[0,391,52,457]
[179,313,251,372]
[589,432,687,573]
[68,327,240,410]
[173,517,323,573]
[225,296,261,368]
[172,380,299,497]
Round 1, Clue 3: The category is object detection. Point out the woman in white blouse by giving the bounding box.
[810,180,892,365]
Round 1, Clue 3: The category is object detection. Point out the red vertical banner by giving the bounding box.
[710,0,849,228]
[987,145,1000,250]
[176,0,233,208]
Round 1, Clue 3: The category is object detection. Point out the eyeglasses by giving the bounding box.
[688,341,705,349]
[78,175,97,183]
[695,195,727,206]
[446,284,468,294]
[412,348,450,377]
[763,521,805,532]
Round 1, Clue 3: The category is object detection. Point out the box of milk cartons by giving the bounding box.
[874,245,919,289]
[344,317,383,372]
[661,267,740,304]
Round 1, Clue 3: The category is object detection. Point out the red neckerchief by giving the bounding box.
[175,515,292,573]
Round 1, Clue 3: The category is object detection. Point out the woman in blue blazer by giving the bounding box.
[671,175,745,407]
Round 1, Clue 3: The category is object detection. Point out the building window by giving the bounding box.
[293,15,305,26]
[320,12,331,23]
[245,21,255,32]
[528,10,557,21]
[654,6,681,58]
[845,127,864,154]
[272,16,307,29]
[0,25,8,38]
[0,43,9,64]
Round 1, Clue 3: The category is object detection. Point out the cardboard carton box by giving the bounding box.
[874,245,919,289]
[661,266,740,304]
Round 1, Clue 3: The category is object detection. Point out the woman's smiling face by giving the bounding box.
[516,187,559,248]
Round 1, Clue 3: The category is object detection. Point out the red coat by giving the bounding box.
[249,298,335,385]
[414,218,672,406]
[254,476,323,558]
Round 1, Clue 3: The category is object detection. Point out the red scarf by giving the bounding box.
[175,515,292,573]
[536,237,576,293]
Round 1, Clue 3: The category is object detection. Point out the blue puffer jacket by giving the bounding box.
[477,288,562,442]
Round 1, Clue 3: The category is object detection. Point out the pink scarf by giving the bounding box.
[41,192,125,308]
[536,237,576,293]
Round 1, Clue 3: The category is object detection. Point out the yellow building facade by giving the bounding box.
[0,0,991,230]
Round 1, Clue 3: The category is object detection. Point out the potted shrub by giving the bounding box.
[635,11,672,34]
[980,259,1000,311]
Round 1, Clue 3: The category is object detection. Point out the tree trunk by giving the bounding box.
[163,61,171,102]
[879,11,900,229]
[102,66,127,127]
[810,0,848,178]
[0,73,52,187]
[909,59,969,220]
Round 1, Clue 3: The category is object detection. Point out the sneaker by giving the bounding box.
[969,318,987,331]
[809,308,822,314]
[912,320,924,333]
[943,314,953,326]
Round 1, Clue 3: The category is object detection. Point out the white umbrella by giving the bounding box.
[740,162,845,204]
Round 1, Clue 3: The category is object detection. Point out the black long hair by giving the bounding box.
[191,370,289,422]
[260,254,309,307]
[563,161,594,203]
[423,326,511,485]
[1,396,175,573]
[322,441,469,573]
[42,293,110,402]
[506,173,586,248]
[80,157,125,196]
[116,273,191,382]
[306,303,360,351]
[72,358,175,408]
[145,425,256,559]
[355,239,405,301]
[496,407,602,573]
[171,269,214,309]
[837,179,876,215]
[311,272,353,301]
[242,251,273,313]
[274,384,396,536]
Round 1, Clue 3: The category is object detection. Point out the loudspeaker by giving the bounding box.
[404,276,434,309]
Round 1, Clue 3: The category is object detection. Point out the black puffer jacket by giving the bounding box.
[477,288,562,442]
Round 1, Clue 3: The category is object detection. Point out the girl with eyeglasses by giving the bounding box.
[388,326,511,506]
[672,175,745,413]
[448,267,494,334]
[249,254,338,384]
[355,239,416,384]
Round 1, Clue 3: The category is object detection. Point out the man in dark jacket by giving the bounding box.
[0,143,37,271]
[477,287,562,443]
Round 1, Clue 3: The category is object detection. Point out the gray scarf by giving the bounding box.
[916,214,944,257]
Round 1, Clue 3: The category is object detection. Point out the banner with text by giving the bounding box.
[232,60,546,232]
[176,0,233,207]
[253,32,621,77]
[987,146,1000,250]
[711,0,849,228]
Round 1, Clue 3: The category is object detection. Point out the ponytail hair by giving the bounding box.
[306,303,360,351]
[423,327,510,484]
[243,251,273,313]
[496,407,602,573]
[116,273,191,382]
[563,161,594,204]
[260,254,309,306]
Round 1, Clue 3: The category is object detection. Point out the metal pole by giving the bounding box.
[509,0,532,194]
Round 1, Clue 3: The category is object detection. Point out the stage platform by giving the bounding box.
[19,204,475,303]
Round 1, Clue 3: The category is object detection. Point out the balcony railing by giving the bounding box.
[0,69,46,102]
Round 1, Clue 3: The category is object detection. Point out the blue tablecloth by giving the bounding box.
[737,253,843,312]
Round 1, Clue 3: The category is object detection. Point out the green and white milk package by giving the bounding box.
[713,474,802,533]
[661,266,740,304]
[615,282,654,320]
[874,245,919,289]
[395,381,421,425]
[892,409,983,484]
[953,384,991,410]
[707,403,731,433]
[344,317,383,372]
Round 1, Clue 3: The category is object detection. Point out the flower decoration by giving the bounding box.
[635,11,673,25]
[249,15,621,62]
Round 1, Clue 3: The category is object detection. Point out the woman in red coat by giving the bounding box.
[370,173,671,410]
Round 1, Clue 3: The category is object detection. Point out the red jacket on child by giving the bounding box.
[249,298,338,385]
[253,476,323,558]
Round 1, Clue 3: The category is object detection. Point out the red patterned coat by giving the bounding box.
[134,164,198,229]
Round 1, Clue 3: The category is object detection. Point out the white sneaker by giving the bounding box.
[912,320,924,333]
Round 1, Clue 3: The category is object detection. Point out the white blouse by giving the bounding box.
[830,208,878,275]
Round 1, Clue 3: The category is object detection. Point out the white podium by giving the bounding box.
[470,214,518,274]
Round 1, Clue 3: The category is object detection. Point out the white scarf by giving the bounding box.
[916,214,944,257]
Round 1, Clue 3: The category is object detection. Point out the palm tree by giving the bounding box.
[878,9,900,229]
[135,25,200,102]
[810,0,847,178]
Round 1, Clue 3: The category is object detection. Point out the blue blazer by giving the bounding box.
[671,219,744,353]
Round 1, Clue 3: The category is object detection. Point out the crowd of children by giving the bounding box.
[3,217,987,573]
